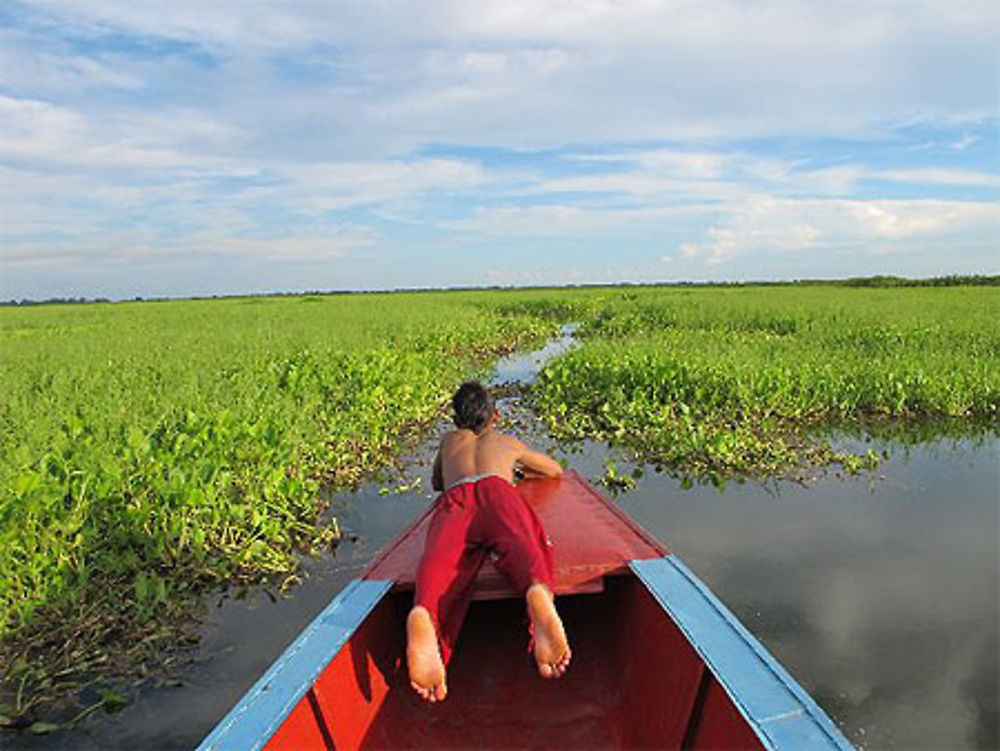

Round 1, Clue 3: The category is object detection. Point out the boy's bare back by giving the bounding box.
[432,428,562,491]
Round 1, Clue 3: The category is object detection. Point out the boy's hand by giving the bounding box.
[516,464,555,480]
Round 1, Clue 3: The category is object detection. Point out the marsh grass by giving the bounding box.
[526,285,999,483]
[2,282,996,726]
[0,292,552,724]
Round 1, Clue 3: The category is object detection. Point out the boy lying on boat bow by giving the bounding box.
[407,381,572,702]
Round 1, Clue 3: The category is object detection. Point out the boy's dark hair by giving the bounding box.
[452,381,495,434]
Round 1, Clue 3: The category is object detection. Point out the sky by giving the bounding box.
[1,0,998,299]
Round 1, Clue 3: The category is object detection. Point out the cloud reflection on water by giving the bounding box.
[618,438,999,749]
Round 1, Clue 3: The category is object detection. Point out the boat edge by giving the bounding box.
[631,556,854,751]
[196,578,393,751]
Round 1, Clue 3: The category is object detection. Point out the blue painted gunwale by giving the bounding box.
[197,578,393,751]
[631,556,853,750]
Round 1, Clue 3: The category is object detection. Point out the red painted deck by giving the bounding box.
[212,470,850,751]
[363,469,667,599]
[265,578,764,750]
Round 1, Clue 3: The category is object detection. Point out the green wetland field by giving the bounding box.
[1,282,998,729]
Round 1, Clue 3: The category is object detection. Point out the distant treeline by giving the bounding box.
[842,274,1000,287]
[3,274,998,306]
[2,296,114,307]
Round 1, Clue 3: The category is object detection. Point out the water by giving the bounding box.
[10,329,998,750]
[618,442,998,750]
[488,324,578,386]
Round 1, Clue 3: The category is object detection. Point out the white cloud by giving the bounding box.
[450,203,718,236]
[0,94,247,172]
[0,31,143,93]
[805,166,866,196]
[543,149,870,202]
[628,150,731,180]
[529,151,1000,209]
[483,266,589,285]
[876,168,1000,188]
[0,127,485,267]
[950,132,981,150]
[680,197,999,264]
[527,172,714,199]
[2,1,998,295]
[13,0,998,150]
[1,224,372,266]
[269,159,490,213]
[195,228,374,261]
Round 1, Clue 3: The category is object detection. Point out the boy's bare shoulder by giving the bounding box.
[494,431,526,451]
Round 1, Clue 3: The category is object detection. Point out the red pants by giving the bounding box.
[414,475,555,663]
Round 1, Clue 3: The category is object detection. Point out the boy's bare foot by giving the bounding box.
[406,606,447,702]
[526,583,571,679]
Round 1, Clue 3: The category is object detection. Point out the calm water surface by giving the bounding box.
[13,332,998,750]
[618,440,998,750]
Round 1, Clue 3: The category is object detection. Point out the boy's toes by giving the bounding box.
[411,681,427,701]
[526,585,571,680]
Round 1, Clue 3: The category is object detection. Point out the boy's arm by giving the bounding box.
[431,449,444,492]
[513,438,563,479]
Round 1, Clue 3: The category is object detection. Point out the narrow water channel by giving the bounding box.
[15,329,998,750]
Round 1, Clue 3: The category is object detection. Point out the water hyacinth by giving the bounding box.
[527,285,999,481]
[1,281,997,720]
[0,291,553,718]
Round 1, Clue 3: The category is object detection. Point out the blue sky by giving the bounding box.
[1,1,997,299]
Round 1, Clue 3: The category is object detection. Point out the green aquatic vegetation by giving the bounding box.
[530,286,999,482]
[599,459,641,493]
[2,281,997,721]
[0,292,553,719]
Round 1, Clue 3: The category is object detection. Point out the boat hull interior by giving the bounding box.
[265,573,763,751]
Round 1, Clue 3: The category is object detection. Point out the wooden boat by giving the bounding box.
[198,470,853,750]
